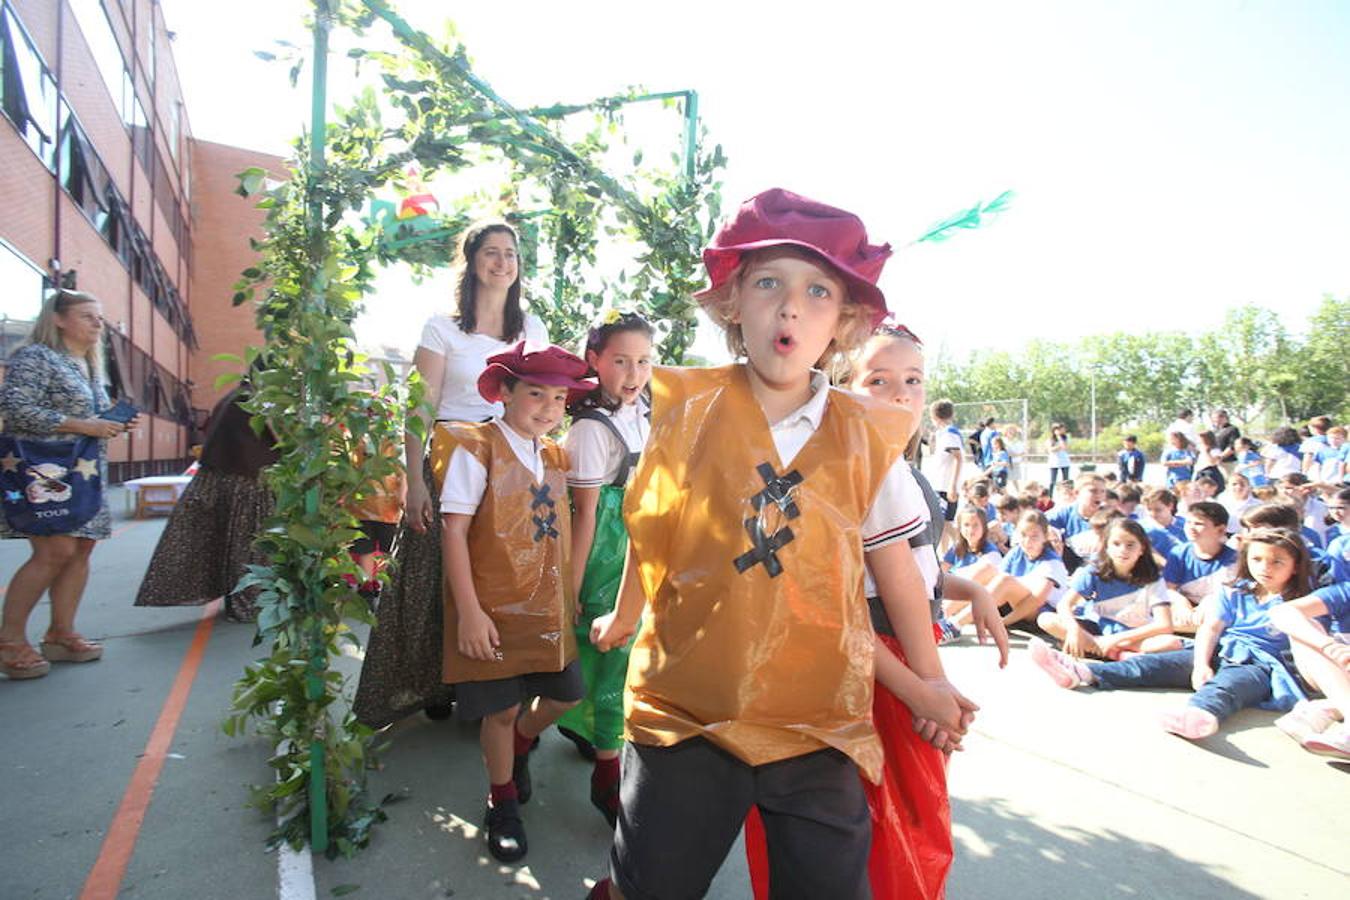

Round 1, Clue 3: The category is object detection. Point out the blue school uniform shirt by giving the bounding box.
[943,541,1002,569]
[1328,533,1350,570]
[1203,583,1305,711]
[1143,516,1186,557]
[1117,447,1146,480]
[1069,569,1170,633]
[1236,449,1269,487]
[1047,504,1092,539]
[1163,542,1239,605]
[980,429,999,466]
[1301,525,1324,551]
[1001,545,1071,611]
[1312,582,1350,634]
[990,449,1011,473]
[1308,545,1347,589]
[1163,448,1194,485]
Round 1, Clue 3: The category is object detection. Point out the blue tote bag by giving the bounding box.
[0,434,103,535]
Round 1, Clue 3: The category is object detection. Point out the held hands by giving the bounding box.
[458,609,501,662]
[1191,664,1215,691]
[910,677,979,753]
[590,610,637,652]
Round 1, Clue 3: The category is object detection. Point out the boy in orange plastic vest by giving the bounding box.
[588,189,976,900]
[430,341,593,863]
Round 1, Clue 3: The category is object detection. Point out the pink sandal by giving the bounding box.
[0,640,51,679]
[40,632,103,663]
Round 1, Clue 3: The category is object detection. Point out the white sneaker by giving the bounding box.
[1027,637,1093,689]
[1302,723,1350,760]
[1275,700,1336,744]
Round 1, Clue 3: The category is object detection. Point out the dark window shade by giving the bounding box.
[0,3,57,170]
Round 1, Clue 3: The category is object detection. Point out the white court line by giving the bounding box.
[274,729,317,900]
[277,836,316,900]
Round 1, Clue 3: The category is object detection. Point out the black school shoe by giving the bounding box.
[485,799,527,862]
[513,751,533,804]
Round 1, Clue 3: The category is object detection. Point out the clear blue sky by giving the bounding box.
[162,0,1350,359]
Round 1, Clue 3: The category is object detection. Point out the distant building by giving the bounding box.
[1,0,283,479]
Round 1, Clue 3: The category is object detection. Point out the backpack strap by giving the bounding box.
[572,408,640,486]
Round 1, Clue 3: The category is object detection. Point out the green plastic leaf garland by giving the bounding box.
[911,190,1015,245]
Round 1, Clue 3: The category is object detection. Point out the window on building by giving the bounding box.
[58,102,113,233]
[145,6,155,90]
[123,70,152,174]
[68,0,125,116]
[0,239,47,362]
[165,100,179,162]
[0,2,58,170]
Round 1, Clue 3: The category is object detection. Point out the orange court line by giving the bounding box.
[78,598,221,900]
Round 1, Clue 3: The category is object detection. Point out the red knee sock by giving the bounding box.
[489,780,518,807]
[513,726,535,757]
[591,755,620,791]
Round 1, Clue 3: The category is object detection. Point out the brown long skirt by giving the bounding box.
[352,458,453,728]
[133,469,273,621]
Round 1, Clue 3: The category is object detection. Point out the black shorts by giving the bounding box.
[351,520,397,556]
[611,738,871,900]
[452,659,584,721]
[936,491,958,523]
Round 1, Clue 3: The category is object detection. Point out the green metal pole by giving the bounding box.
[306,1,331,855]
[683,91,698,182]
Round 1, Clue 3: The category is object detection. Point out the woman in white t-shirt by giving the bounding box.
[355,221,549,727]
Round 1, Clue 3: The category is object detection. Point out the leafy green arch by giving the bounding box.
[222,0,725,854]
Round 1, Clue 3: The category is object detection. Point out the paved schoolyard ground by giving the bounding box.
[1,493,1345,899]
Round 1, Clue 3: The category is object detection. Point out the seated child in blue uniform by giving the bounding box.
[1163,501,1239,636]
[1047,473,1106,570]
[965,509,1071,630]
[1036,518,1175,660]
[1270,582,1350,759]
[1029,527,1312,741]
[1141,488,1187,559]
[942,505,1003,575]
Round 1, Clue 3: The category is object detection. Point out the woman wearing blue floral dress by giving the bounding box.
[0,290,136,679]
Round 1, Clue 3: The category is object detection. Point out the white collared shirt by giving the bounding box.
[563,399,651,488]
[763,373,927,552]
[440,419,547,514]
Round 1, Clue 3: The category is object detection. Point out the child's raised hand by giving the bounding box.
[591,610,636,652]
[458,609,501,661]
[1191,663,1215,691]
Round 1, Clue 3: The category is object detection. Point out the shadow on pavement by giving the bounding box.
[950,795,1262,900]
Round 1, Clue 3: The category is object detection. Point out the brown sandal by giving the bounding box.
[40,632,103,663]
[0,640,51,679]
